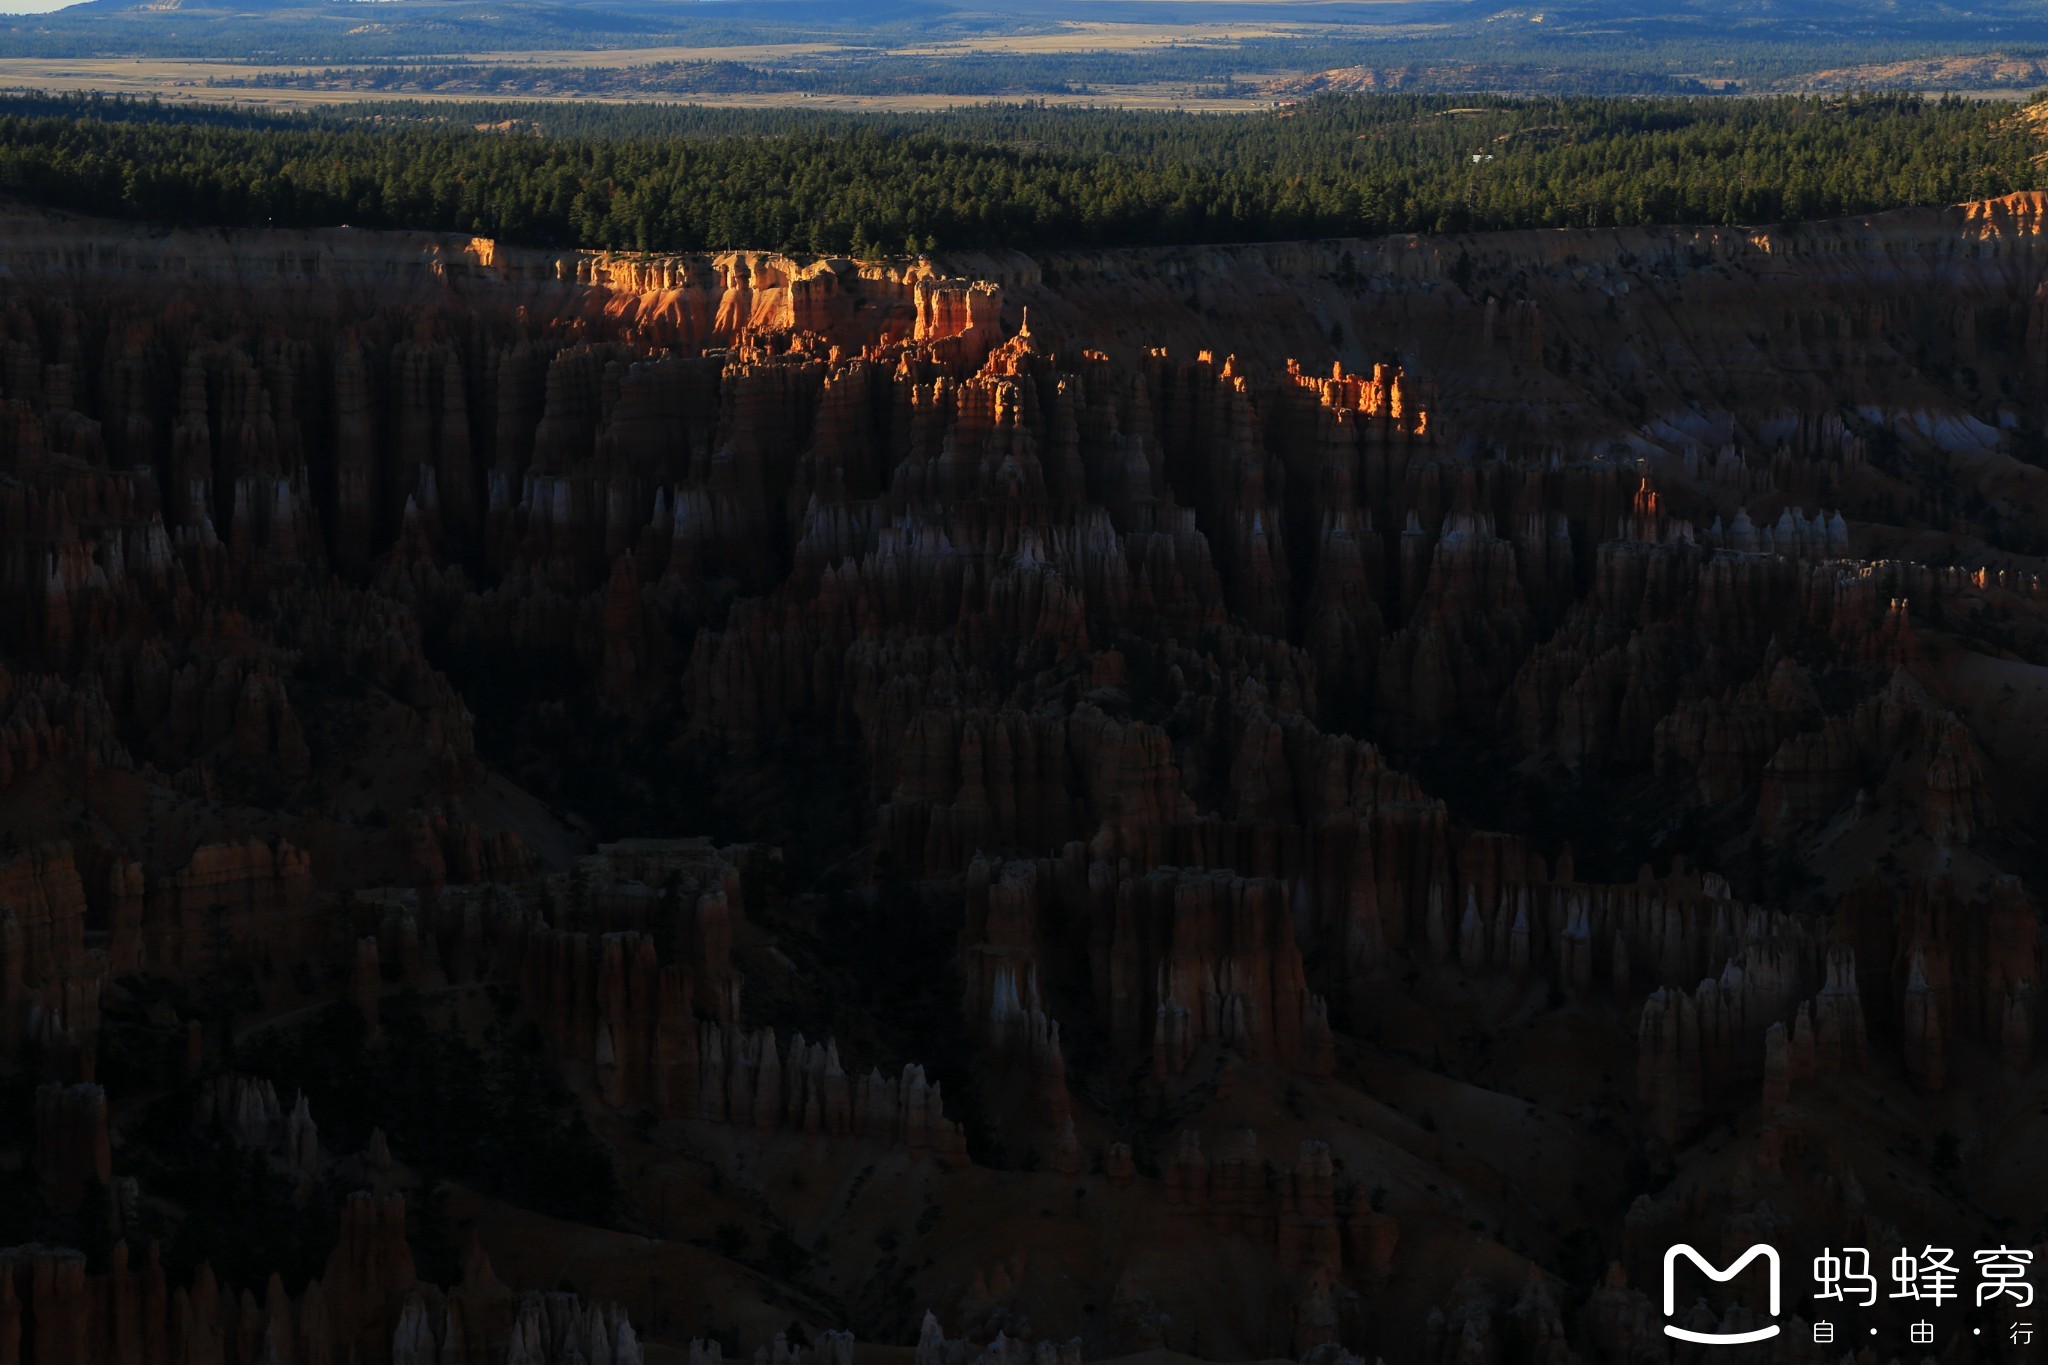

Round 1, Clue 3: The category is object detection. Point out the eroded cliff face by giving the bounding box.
[0,1192,648,1365]
[4,196,2048,1365]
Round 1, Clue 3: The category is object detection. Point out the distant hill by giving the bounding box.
[0,0,2043,95]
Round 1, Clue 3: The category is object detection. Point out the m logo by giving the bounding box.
[1663,1244,1783,1345]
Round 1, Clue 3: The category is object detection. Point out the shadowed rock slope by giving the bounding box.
[5,196,2048,1365]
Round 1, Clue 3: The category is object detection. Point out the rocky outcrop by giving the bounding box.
[201,1074,322,1177]
[912,1315,1080,1365]
[3,834,324,1067]
[33,1081,110,1205]
[1158,1130,1397,1297]
[11,193,2048,1365]
[0,843,100,1058]
[143,841,318,974]
[693,1022,971,1165]
[0,1196,636,1365]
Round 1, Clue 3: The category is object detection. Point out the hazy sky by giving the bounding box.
[0,0,83,12]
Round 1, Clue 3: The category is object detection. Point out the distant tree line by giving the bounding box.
[0,91,2035,254]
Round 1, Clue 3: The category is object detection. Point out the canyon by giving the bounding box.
[4,192,2048,1364]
